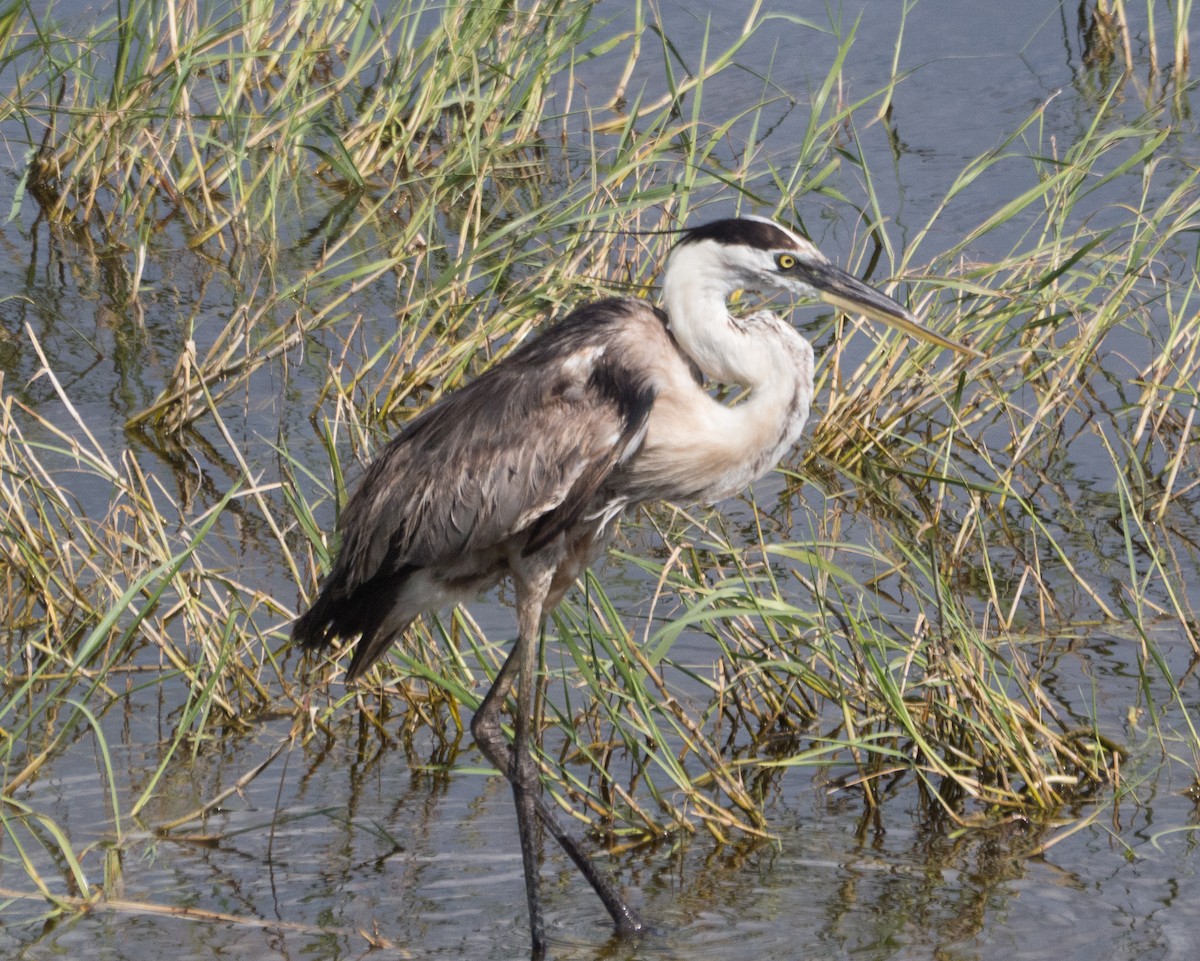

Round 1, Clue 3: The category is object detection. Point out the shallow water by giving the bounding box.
[4,696,1199,961]
[2,1,1200,959]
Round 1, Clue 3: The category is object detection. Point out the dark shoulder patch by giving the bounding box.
[679,217,803,252]
[587,355,656,435]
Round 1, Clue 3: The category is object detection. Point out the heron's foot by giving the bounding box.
[614,909,648,938]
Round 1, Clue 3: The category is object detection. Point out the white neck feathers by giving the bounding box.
[646,237,816,502]
[661,239,806,391]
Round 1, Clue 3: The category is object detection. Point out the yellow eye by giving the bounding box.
[777,254,797,270]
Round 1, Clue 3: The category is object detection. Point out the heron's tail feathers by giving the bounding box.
[291,564,418,681]
[290,588,342,652]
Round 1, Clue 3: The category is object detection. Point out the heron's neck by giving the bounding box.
[663,264,794,391]
[660,259,815,496]
[633,271,815,505]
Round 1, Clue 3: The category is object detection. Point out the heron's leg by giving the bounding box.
[529,791,646,936]
[469,641,522,763]
[471,564,646,950]
[470,580,549,955]
[511,581,548,958]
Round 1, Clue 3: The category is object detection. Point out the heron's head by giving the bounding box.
[663,215,978,356]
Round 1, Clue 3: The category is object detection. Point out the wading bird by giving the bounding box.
[293,216,975,957]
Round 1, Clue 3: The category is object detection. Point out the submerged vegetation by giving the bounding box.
[0,0,1197,937]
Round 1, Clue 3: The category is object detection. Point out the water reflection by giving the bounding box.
[2,681,1198,961]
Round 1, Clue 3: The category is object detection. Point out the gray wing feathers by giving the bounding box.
[332,299,662,591]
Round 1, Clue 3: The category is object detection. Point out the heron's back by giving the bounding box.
[293,297,680,677]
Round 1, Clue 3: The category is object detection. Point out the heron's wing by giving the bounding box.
[332,299,664,591]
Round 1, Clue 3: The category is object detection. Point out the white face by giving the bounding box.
[664,215,970,355]
[659,214,977,371]
[664,214,832,305]
[712,226,831,301]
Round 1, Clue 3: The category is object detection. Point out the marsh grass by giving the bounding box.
[1,0,1198,922]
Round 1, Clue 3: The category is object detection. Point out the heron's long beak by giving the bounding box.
[804,261,981,358]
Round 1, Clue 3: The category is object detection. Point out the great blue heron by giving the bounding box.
[293,216,974,956]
